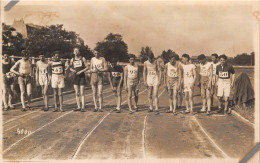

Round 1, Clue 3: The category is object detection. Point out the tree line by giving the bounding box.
[2,23,255,65]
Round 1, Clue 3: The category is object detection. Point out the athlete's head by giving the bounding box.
[21,50,30,60]
[53,51,60,61]
[211,53,218,63]
[182,54,190,64]
[219,54,227,66]
[197,54,206,64]
[73,48,80,57]
[111,57,118,66]
[3,53,9,61]
[39,55,45,62]
[128,54,136,65]
[175,53,180,61]
[147,51,155,63]
[94,51,100,58]
[169,54,177,65]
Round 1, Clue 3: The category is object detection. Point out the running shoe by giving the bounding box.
[148,109,153,112]
[200,107,207,113]
[74,108,81,112]
[184,109,190,113]
[81,108,86,112]
[52,108,59,112]
[129,110,134,114]
[44,107,49,112]
[4,107,8,111]
[99,109,103,112]
[173,111,177,116]
[93,109,98,112]
[116,110,121,113]
[60,108,65,112]
[206,111,211,116]
[21,108,26,112]
[166,110,173,113]
[154,110,160,115]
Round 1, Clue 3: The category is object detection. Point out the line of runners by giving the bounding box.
[2,48,235,115]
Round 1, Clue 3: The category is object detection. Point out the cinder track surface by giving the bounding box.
[2,84,254,160]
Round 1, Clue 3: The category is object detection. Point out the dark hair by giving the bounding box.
[211,53,218,59]
[182,54,190,61]
[148,51,155,60]
[21,50,29,57]
[53,51,60,56]
[175,54,179,61]
[128,54,136,59]
[197,54,206,60]
[219,54,227,60]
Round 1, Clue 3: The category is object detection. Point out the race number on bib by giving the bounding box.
[219,71,229,78]
[95,63,102,70]
[39,68,47,74]
[52,67,63,74]
[148,71,156,76]
[169,69,177,77]
[112,72,120,77]
[200,67,208,76]
[73,60,82,68]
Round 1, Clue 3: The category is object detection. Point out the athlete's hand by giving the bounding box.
[125,87,128,93]
[231,82,234,88]
[76,71,82,75]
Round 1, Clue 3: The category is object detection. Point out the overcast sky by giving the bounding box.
[3,1,256,57]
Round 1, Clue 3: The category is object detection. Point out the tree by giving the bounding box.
[94,33,128,62]
[233,53,254,65]
[139,46,154,63]
[161,49,177,63]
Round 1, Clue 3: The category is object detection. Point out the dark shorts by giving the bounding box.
[112,78,123,88]
[73,74,86,86]
[91,73,103,86]
[3,75,14,85]
[18,76,32,85]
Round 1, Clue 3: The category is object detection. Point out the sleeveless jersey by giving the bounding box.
[37,61,48,75]
[145,60,158,77]
[92,57,103,70]
[52,61,64,75]
[200,62,211,77]
[127,64,138,79]
[2,60,13,74]
[167,63,178,78]
[110,65,123,80]
[182,64,196,78]
[211,62,220,75]
[72,57,85,72]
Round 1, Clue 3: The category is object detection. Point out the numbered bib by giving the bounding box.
[73,60,82,68]
[39,68,47,74]
[128,70,137,78]
[219,71,229,78]
[148,71,156,76]
[95,63,102,70]
[112,72,120,77]
[200,67,208,76]
[184,71,192,78]
[52,66,63,74]
[169,69,177,77]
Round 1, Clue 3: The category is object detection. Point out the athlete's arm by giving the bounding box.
[192,66,197,88]
[10,60,21,76]
[157,61,162,85]
[107,67,113,89]
[208,64,213,89]
[35,62,39,85]
[177,66,182,91]
[99,57,108,72]
[118,68,124,89]
[143,62,147,86]
[230,66,235,88]
[163,64,167,87]
[81,57,90,73]
[124,65,128,90]
[69,58,76,73]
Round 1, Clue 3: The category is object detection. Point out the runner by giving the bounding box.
[2,53,15,111]
[108,57,124,113]
[50,51,66,112]
[143,52,161,115]
[10,50,33,111]
[181,54,196,114]
[197,54,213,115]
[90,51,108,112]
[216,54,235,115]
[164,54,181,115]
[70,48,89,112]
[176,54,184,109]
[210,53,220,107]
[124,54,140,114]
[35,55,51,111]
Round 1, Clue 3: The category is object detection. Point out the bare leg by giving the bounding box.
[148,86,153,110]
[92,85,98,109]
[173,87,177,112]
[128,85,133,112]
[8,84,14,108]
[153,85,159,111]
[43,85,49,108]
[26,83,32,107]
[201,88,207,109]
[133,85,138,108]
[184,92,189,111]
[224,96,229,112]
[19,83,26,109]
[169,89,173,111]
[98,84,103,110]
[58,88,63,111]
[74,85,80,108]
[189,91,194,113]
[206,89,211,112]
[53,88,58,109]
[80,85,85,109]
[117,87,122,109]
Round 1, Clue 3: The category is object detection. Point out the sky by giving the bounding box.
[3,1,257,57]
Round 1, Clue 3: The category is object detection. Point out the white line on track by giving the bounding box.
[72,88,147,159]
[231,110,254,128]
[142,89,165,159]
[4,125,18,132]
[3,88,115,153]
[193,116,229,158]
[2,87,112,126]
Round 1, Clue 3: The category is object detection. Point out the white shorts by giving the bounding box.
[52,74,65,89]
[147,75,159,86]
[39,75,48,86]
[217,79,231,97]
[183,77,194,92]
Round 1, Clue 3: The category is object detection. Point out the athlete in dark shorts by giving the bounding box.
[2,53,15,111]
[70,48,89,112]
[108,57,124,113]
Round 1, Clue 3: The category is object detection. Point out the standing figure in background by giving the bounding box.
[36,55,51,111]
[11,50,33,111]
[210,53,220,108]
[90,51,108,112]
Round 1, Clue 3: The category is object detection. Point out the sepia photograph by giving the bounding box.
[1,0,260,162]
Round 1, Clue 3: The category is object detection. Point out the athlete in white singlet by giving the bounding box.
[164,54,181,115]
[210,53,221,108]
[143,52,161,114]
[124,54,140,114]
[36,55,50,111]
[181,54,196,114]
[50,52,65,112]
[197,54,213,115]
[11,50,33,111]
[90,51,108,112]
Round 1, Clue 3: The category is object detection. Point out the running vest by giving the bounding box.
[52,61,64,75]
[127,64,138,79]
[182,64,196,78]
[92,57,103,70]
[37,61,48,76]
[2,60,13,74]
[200,62,211,77]
[167,63,178,78]
[211,62,220,75]
[72,57,85,72]
[145,60,158,77]
[110,65,123,79]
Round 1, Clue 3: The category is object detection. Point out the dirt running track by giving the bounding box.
[2,83,254,160]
